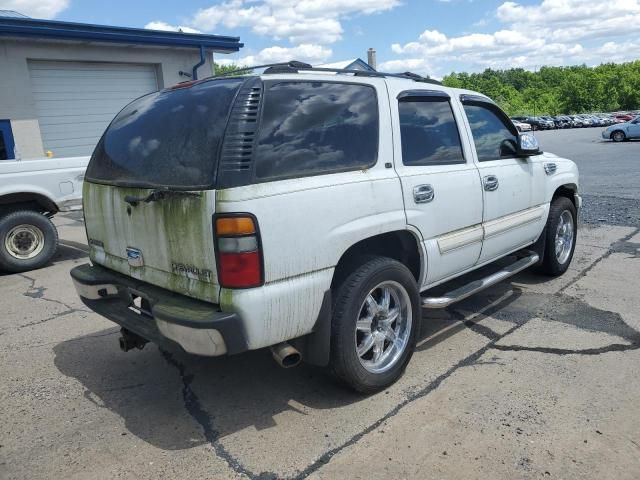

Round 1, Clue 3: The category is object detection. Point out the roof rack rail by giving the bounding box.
[214,60,442,85]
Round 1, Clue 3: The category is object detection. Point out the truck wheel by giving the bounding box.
[611,131,626,142]
[0,210,58,273]
[329,256,420,393]
[538,197,577,277]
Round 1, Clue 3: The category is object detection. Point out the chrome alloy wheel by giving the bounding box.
[555,210,574,265]
[355,281,413,374]
[5,224,45,260]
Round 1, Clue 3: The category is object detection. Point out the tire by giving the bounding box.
[538,197,577,277]
[329,256,420,393]
[611,130,626,142]
[0,210,58,273]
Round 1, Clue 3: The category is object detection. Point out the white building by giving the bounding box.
[315,58,376,72]
[0,11,243,160]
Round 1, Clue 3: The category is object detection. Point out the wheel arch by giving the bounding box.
[533,184,578,266]
[331,230,424,290]
[610,129,626,139]
[0,191,59,215]
[552,183,578,209]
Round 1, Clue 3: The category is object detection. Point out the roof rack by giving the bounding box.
[215,60,442,85]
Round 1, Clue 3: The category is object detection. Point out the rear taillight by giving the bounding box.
[214,214,263,288]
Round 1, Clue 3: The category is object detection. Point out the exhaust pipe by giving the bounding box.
[270,342,302,368]
[119,328,148,352]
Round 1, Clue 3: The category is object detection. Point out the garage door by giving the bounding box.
[28,61,158,157]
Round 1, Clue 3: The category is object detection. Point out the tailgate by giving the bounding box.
[84,182,219,304]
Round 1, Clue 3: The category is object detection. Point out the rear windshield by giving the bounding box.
[86,77,244,190]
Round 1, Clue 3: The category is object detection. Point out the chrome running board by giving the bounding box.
[422,251,539,309]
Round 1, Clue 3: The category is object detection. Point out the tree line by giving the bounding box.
[441,60,640,116]
[214,60,640,116]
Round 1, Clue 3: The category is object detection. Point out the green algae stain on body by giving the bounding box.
[83,182,220,304]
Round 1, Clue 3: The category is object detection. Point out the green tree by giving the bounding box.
[213,62,251,76]
[441,60,640,116]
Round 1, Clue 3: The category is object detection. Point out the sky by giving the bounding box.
[2,0,640,78]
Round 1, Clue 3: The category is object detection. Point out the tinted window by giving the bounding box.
[86,77,244,189]
[399,99,464,166]
[463,104,518,161]
[255,82,378,180]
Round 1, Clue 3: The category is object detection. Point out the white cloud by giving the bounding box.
[156,0,400,45]
[144,21,202,34]
[384,0,640,75]
[218,43,332,66]
[418,29,447,44]
[0,0,69,19]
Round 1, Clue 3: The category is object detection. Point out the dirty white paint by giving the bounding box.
[81,74,581,352]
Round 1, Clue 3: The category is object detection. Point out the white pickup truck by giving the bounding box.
[71,63,581,392]
[0,156,88,272]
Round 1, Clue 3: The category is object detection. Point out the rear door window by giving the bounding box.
[398,98,464,166]
[86,77,245,190]
[254,81,379,180]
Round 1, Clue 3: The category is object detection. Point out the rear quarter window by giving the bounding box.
[254,81,379,180]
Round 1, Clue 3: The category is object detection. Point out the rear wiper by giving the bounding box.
[124,189,200,207]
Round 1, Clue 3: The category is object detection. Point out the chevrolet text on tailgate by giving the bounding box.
[71,62,581,393]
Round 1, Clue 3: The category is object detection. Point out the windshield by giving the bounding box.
[86,77,245,190]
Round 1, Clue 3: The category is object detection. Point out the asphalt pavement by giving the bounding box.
[1,128,639,480]
[535,127,640,226]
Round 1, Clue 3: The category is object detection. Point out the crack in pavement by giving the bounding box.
[558,227,640,295]
[19,309,78,328]
[491,342,639,355]
[122,228,640,480]
[15,273,91,330]
[159,350,276,480]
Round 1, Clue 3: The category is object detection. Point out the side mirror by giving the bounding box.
[517,133,541,157]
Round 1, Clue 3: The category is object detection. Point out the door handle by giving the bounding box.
[413,184,434,203]
[483,175,499,191]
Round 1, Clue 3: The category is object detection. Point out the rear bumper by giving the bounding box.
[70,263,248,356]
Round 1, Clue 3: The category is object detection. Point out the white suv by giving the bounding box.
[71,63,581,392]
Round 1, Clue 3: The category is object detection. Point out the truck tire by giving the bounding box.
[538,196,577,276]
[329,256,420,393]
[0,210,58,273]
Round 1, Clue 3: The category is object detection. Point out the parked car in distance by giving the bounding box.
[614,114,634,123]
[603,115,640,142]
[0,156,88,272]
[71,66,581,393]
[512,116,552,130]
[571,115,589,128]
[539,116,557,128]
[511,119,532,132]
[578,115,596,127]
[552,116,571,128]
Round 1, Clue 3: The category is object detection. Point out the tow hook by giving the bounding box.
[118,328,148,352]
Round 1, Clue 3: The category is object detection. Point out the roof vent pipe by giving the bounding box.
[367,48,377,70]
